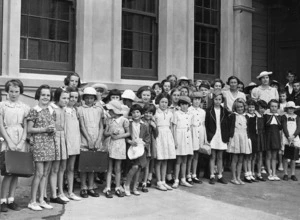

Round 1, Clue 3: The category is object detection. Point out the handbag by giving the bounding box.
[199,142,211,155]
[78,150,108,173]
[0,150,35,177]
[284,143,300,160]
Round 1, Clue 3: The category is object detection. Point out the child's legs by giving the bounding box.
[30,162,44,203]
[80,172,87,190]
[166,159,174,179]
[283,157,288,175]
[216,150,224,176]
[8,176,18,199]
[231,154,238,180]
[125,165,138,188]
[161,160,167,181]
[251,153,256,174]
[1,176,13,200]
[58,160,67,195]
[174,156,182,180]
[148,159,154,180]
[243,154,249,173]
[106,159,114,189]
[39,162,51,202]
[155,160,162,182]
[192,152,199,176]
[210,150,216,177]
[87,172,94,190]
[237,154,244,180]
[271,150,277,176]
[257,152,263,176]
[186,155,193,177]
[180,156,187,179]
[114,160,122,188]
[290,160,296,175]
[266,150,272,175]
[133,167,141,189]
[247,155,252,173]
[67,155,76,194]
[50,160,60,197]
[143,159,150,183]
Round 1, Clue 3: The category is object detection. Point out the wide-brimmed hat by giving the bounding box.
[91,83,108,93]
[178,96,191,105]
[270,80,280,88]
[127,139,145,160]
[178,76,192,86]
[106,100,123,115]
[83,87,97,96]
[284,101,299,111]
[191,91,203,99]
[122,89,137,101]
[257,71,272,79]
[244,82,258,94]
[136,86,156,100]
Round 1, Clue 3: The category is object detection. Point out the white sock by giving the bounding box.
[210,174,215,179]
[166,174,172,180]
[148,173,152,180]
[0,198,7,204]
[192,174,197,178]
[186,174,191,179]
[7,197,14,204]
[218,174,222,179]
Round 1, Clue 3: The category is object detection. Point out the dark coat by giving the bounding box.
[205,106,230,143]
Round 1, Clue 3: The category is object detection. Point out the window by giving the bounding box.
[121,0,158,80]
[20,0,75,75]
[194,0,220,79]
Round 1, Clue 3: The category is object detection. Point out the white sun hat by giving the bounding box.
[121,89,137,101]
[127,138,145,160]
[256,71,272,79]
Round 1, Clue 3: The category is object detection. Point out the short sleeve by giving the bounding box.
[251,87,259,101]
[77,106,83,118]
[23,104,30,118]
[27,108,38,122]
[123,117,129,128]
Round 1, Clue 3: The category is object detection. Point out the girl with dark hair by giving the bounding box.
[64,73,81,88]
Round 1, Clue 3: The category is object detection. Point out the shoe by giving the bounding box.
[268,175,274,181]
[237,179,245,185]
[261,168,267,174]
[244,177,253,183]
[273,175,280,181]
[250,176,258,182]
[186,178,194,185]
[157,182,168,191]
[146,179,152,187]
[217,177,228,184]
[87,189,99,197]
[172,180,179,189]
[166,179,175,185]
[180,180,193,187]
[291,175,298,181]
[50,197,67,204]
[230,179,240,185]
[1,203,8,212]
[44,197,50,203]
[115,189,124,197]
[7,202,21,211]
[141,183,149,193]
[209,177,216,185]
[105,190,113,198]
[80,189,88,198]
[256,176,266,181]
[28,202,42,211]
[58,194,70,202]
[124,189,131,196]
[162,182,173,190]
[132,190,140,196]
[68,193,81,201]
[283,174,288,181]
[192,177,202,184]
[38,201,53,209]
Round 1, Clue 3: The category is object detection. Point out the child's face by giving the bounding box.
[144,111,154,121]
[8,86,20,102]
[84,95,95,106]
[199,87,209,97]
[131,110,141,121]
[95,88,104,99]
[236,102,245,114]
[192,98,201,107]
[141,90,151,103]
[159,98,168,110]
[180,88,189,96]
[69,75,79,88]
[237,83,244,92]
[163,82,171,93]
[180,103,189,112]
[214,82,222,90]
[180,81,189,87]
[172,91,180,104]
[58,92,69,108]
[287,108,295,114]
[39,89,51,106]
[154,85,162,96]
[293,82,300,93]
[269,102,278,113]
[68,92,79,107]
[248,105,256,114]
[258,106,266,115]
[213,95,222,107]
[279,93,287,102]
[110,95,120,101]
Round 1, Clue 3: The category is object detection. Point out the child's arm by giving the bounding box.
[78,116,94,149]
[294,116,300,138]
[95,117,104,149]
[281,115,290,140]
[16,118,28,151]
[111,119,130,140]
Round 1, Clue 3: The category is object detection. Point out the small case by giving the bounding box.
[78,150,108,173]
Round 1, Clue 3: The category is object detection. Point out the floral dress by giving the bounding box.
[0,101,30,152]
[27,105,56,162]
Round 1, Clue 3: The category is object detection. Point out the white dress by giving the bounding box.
[188,106,206,151]
[65,107,81,156]
[251,85,279,103]
[173,110,193,156]
[210,108,227,150]
[155,108,176,160]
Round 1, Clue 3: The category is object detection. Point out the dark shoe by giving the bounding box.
[291,175,298,181]
[283,175,289,181]
[141,184,149,193]
[115,189,124,197]
[44,197,50,203]
[209,177,216,185]
[80,189,88,198]
[256,176,266,181]
[186,178,194,185]
[7,202,21,211]
[192,177,202,184]
[105,190,113,198]
[49,197,67,204]
[146,179,152,187]
[217,177,228,184]
[166,179,175,185]
[87,189,99,197]
[1,203,8,212]
[244,177,253,183]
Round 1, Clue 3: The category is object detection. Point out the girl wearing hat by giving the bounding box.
[152,82,163,97]
[91,83,108,107]
[187,92,206,184]
[104,100,130,198]
[251,71,279,103]
[282,101,300,181]
[77,87,104,198]
[172,96,194,188]
[223,76,246,112]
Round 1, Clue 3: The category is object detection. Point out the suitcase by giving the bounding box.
[0,151,35,177]
[284,144,300,160]
[78,150,108,173]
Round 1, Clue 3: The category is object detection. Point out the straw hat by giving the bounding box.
[91,83,108,93]
[178,76,192,86]
[284,101,299,111]
[244,82,258,94]
[122,89,137,101]
[106,100,123,115]
[256,71,272,79]
[127,139,145,160]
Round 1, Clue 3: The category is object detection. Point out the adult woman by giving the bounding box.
[223,76,246,112]
[251,71,279,103]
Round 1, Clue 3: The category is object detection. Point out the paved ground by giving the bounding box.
[1,168,300,220]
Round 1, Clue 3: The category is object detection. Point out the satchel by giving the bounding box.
[0,150,34,177]
[284,143,300,160]
[78,150,108,173]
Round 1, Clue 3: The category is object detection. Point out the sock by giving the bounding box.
[180,178,186,182]
[162,181,166,184]
[210,174,215,179]
[148,173,152,180]
[218,174,222,179]
[186,174,191,179]
[0,198,7,204]
[7,197,14,204]
[166,174,172,181]
[249,171,252,176]
[192,174,197,178]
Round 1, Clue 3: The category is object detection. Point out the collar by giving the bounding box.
[258,85,272,91]
[112,116,122,123]
[265,112,279,116]
[157,108,169,113]
[246,113,256,118]
[234,112,246,116]
[129,119,144,124]
[2,100,23,108]
[33,104,54,115]
[82,103,97,108]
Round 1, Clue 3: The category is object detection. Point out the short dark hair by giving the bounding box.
[129,104,143,116]
[246,99,257,109]
[212,89,225,103]
[166,74,177,81]
[64,72,81,88]
[143,103,156,115]
[66,86,81,103]
[268,99,279,108]
[161,79,172,92]
[152,82,162,91]
[155,92,171,106]
[257,100,268,109]
[211,78,225,88]
[53,87,70,103]
[226,76,241,85]
[5,79,24,94]
[279,89,287,95]
[35,84,53,101]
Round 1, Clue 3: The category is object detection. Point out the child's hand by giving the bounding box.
[111,134,120,140]
[288,136,295,143]
[113,130,120,135]
[150,121,156,128]
[131,141,138,147]
[88,139,94,149]
[46,125,55,133]
[7,141,17,151]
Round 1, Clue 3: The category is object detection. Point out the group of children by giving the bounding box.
[0,71,299,213]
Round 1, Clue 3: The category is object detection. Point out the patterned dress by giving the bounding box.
[27,105,56,162]
[65,107,81,156]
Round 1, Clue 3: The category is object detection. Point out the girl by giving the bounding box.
[104,100,130,198]
[205,90,229,185]
[124,105,150,196]
[65,87,82,201]
[278,90,288,171]
[166,74,177,89]
[161,80,172,94]
[154,93,176,191]
[282,102,300,181]
[227,98,251,185]
[152,82,163,97]
[172,96,194,188]
[264,99,281,181]
[187,92,205,184]
[103,89,122,104]
[245,99,259,183]
[48,88,70,204]
[0,80,30,212]
[211,79,225,90]
[27,85,56,211]
[64,72,81,89]
[136,86,156,107]
[77,87,104,197]
[141,104,159,190]
[179,86,189,97]
[91,83,108,107]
